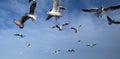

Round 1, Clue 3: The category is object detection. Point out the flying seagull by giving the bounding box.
[70,25,82,33]
[67,49,75,52]
[46,0,66,21]
[86,43,96,48]
[52,50,60,54]
[14,1,37,28]
[107,16,120,25]
[82,5,120,17]
[27,44,31,48]
[14,33,25,38]
[52,22,69,31]
[78,40,81,42]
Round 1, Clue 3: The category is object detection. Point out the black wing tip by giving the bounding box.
[82,9,88,11]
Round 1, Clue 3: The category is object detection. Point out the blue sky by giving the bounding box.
[0,0,120,59]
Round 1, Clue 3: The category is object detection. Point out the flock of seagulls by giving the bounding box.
[13,0,120,29]
[11,0,120,54]
[52,40,97,54]
[82,5,120,25]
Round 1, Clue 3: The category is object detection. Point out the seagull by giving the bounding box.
[52,22,69,31]
[78,40,83,43]
[27,44,31,48]
[107,16,120,25]
[14,33,25,38]
[14,1,37,28]
[70,25,82,33]
[82,5,120,17]
[46,0,66,21]
[86,43,96,48]
[67,49,75,52]
[52,50,60,54]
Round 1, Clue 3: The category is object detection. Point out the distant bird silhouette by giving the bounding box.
[27,44,31,48]
[52,22,69,31]
[107,16,120,25]
[14,1,37,28]
[86,43,96,48]
[67,49,75,52]
[14,33,25,38]
[78,40,83,43]
[71,25,81,33]
[46,0,66,21]
[52,50,60,54]
[82,5,120,17]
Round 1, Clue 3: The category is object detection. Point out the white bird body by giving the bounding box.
[46,0,66,20]
[27,14,37,21]
[47,11,62,17]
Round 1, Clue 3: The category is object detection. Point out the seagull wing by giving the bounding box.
[71,27,77,33]
[52,0,59,11]
[59,6,66,10]
[79,25,82,27]
[57,6,66,12]
[104,5,120,11]
[92,44,96,46]
[62,22,69,27]
[52,25,59,28]
[29,1,36,14]
[107,16,113,22]
[46,15,53,21]
[20,15,30,24]
[14,34,20,36]
[82,8,98,12]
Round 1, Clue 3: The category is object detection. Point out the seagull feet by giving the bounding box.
[27,14,36,21]
[14,20,24,28]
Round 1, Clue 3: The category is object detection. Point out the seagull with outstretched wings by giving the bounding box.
[67,49,75,52]
[71,25,81,33]
[14,33,25,38]
[52,22,69,31]
[52,50,60,54]
[86,43,96,48]
[14,1,37,28]
[46,0,66,21]
[82,5,120,17]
